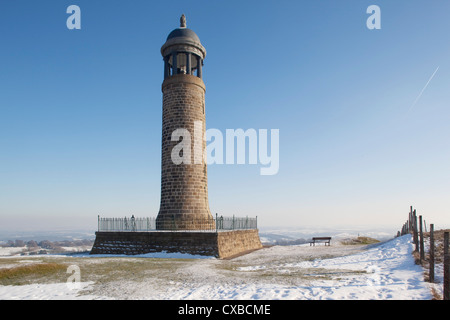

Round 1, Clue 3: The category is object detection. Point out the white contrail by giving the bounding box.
[408,66,439,113]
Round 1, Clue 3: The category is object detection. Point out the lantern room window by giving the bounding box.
[165,53,202,79]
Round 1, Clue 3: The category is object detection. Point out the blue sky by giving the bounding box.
[1,0,449,232]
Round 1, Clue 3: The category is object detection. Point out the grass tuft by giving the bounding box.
[340,237,380,246]
[0,263,67,286]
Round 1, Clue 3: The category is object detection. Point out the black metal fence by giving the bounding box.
[97,214,258,232]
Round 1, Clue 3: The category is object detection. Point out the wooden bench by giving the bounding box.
[309,237,332,246]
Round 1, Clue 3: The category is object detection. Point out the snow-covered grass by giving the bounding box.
[0,282,102,300]
[0,247,27,257]
[0,234,436,300]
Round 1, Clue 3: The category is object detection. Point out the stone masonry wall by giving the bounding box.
[90,230,263,259]
[217,230,263,259]
[90,231,218,256]
[157,74,213,230]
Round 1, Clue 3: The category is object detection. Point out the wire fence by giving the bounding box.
[97,214,258,232]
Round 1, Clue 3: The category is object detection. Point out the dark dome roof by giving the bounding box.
[166,28,200,43]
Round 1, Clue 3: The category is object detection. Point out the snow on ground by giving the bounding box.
[0,282,102,300]
[0,247,26,257]
[0,234,434,300]
[267,235,431,299]
[137,235,431,300]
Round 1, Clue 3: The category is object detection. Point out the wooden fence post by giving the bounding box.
[419,215,425,263]
[429,224,434,283]
[409,206,413,232]
[444,232,449,300]
[413,210,419,252]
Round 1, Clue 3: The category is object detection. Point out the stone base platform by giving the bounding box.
[90,229,263,259]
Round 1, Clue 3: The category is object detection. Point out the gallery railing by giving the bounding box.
[97,214,258,232]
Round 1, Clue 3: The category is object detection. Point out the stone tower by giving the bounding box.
[156,15,214,230]
[90,15,262,258]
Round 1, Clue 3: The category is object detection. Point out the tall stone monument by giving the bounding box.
[90,16,262,259]
[156,14,214,230]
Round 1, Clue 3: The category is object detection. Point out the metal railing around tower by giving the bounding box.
[97,214,258,233]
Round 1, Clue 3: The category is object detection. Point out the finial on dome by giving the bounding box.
[180,14,186,28]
